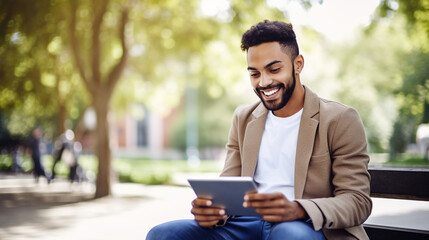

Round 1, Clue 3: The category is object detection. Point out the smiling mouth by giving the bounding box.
[262,88,280,96]
[257,84,283,97]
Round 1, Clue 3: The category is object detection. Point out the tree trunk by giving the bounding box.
[57,102,66,136]
[94,92,111,198]
[69,0,128,198]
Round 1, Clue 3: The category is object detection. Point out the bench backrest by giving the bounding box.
[369,167,429,200]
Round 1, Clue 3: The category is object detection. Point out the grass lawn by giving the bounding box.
[0,154,223,185]
[384,155,429,167]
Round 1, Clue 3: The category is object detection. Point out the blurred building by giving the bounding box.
[75,105,184,160]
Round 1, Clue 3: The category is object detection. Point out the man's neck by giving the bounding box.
[273,84,305,118]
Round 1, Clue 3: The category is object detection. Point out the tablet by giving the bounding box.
[188,176,260,216]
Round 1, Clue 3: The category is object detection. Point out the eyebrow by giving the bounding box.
[247,60,282,71]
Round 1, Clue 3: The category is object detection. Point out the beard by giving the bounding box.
[254,69,296,111]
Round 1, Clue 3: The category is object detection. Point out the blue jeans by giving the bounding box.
[146,216,325,240]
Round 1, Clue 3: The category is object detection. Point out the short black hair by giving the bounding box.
[241,20,299,60]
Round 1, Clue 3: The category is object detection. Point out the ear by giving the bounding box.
[294,55,304,75]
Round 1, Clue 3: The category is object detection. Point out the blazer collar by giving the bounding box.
[241,86,321,199]
[241,103,267,176]
[295,86,320,199]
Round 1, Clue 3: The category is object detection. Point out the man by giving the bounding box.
[147,20,371,240]
[28,126,51,183]
[52,129,83,182]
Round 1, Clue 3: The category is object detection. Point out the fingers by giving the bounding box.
[193,213,227,227]
[244,197,287,208]
[192,197,213,208]
[191,197,227,228]
[197,220,221,227]
[242,192,299,222]
[243,192,288,208]
[191,206,225,216]
[245,192,284,201]
[255,207,287,215]
[192,208,227,227]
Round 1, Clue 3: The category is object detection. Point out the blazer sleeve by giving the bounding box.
[295,107,372,230]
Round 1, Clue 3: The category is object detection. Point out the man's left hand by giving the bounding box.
[243,192,308,222]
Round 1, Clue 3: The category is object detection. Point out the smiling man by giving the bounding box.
[147,20,372,240]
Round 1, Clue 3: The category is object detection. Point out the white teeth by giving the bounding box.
[263,88,279,96]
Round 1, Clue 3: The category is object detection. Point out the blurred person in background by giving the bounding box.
[28,126,51,183]
[11,145,23,174]
[52,129,83,183]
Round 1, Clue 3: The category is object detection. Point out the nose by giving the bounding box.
[259,73,273,87]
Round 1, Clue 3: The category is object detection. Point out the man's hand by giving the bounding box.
[243,192,308,222]
[191,197,228,227]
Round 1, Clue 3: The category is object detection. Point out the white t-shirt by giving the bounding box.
[253,108,303,201]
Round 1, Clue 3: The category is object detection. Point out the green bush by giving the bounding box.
[129,170,172,185]
[0,154,33,173]
[389,116,416,160]
[112,158,222,185]
[0,154,12,171]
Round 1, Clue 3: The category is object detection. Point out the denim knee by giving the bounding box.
[146,220,212,240]
[146,223,167,240]
[268,221,325,240]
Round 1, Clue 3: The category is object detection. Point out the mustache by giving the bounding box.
[256,83,285,92]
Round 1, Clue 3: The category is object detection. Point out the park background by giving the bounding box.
[0,0,429,238]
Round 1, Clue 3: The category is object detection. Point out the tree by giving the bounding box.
[376,0,429,157]
[1,0,221,198]
[65,0,126,197]
[67,0,225,197]
[378,0,429,122]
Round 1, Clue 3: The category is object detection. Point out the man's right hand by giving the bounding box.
[191,197,228,227]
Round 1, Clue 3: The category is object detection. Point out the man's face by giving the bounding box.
[247,42,296,111]
[33,128,42,138]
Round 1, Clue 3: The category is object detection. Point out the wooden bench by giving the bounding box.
[364,167,429,239]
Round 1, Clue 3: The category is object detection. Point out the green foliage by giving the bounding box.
[379,0,429,52]
[0,0,90,138]
[389,115,417,159]
[399,51,429,123]
[374,0,429,155]
[316,15,411,152]
[0,154,12,171]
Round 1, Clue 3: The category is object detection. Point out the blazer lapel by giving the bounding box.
[295,87,320,199]
[242,103,267,176]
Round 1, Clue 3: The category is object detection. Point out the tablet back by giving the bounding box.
[188,176,260,216]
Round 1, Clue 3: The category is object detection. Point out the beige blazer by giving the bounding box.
[220,87,372,239]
